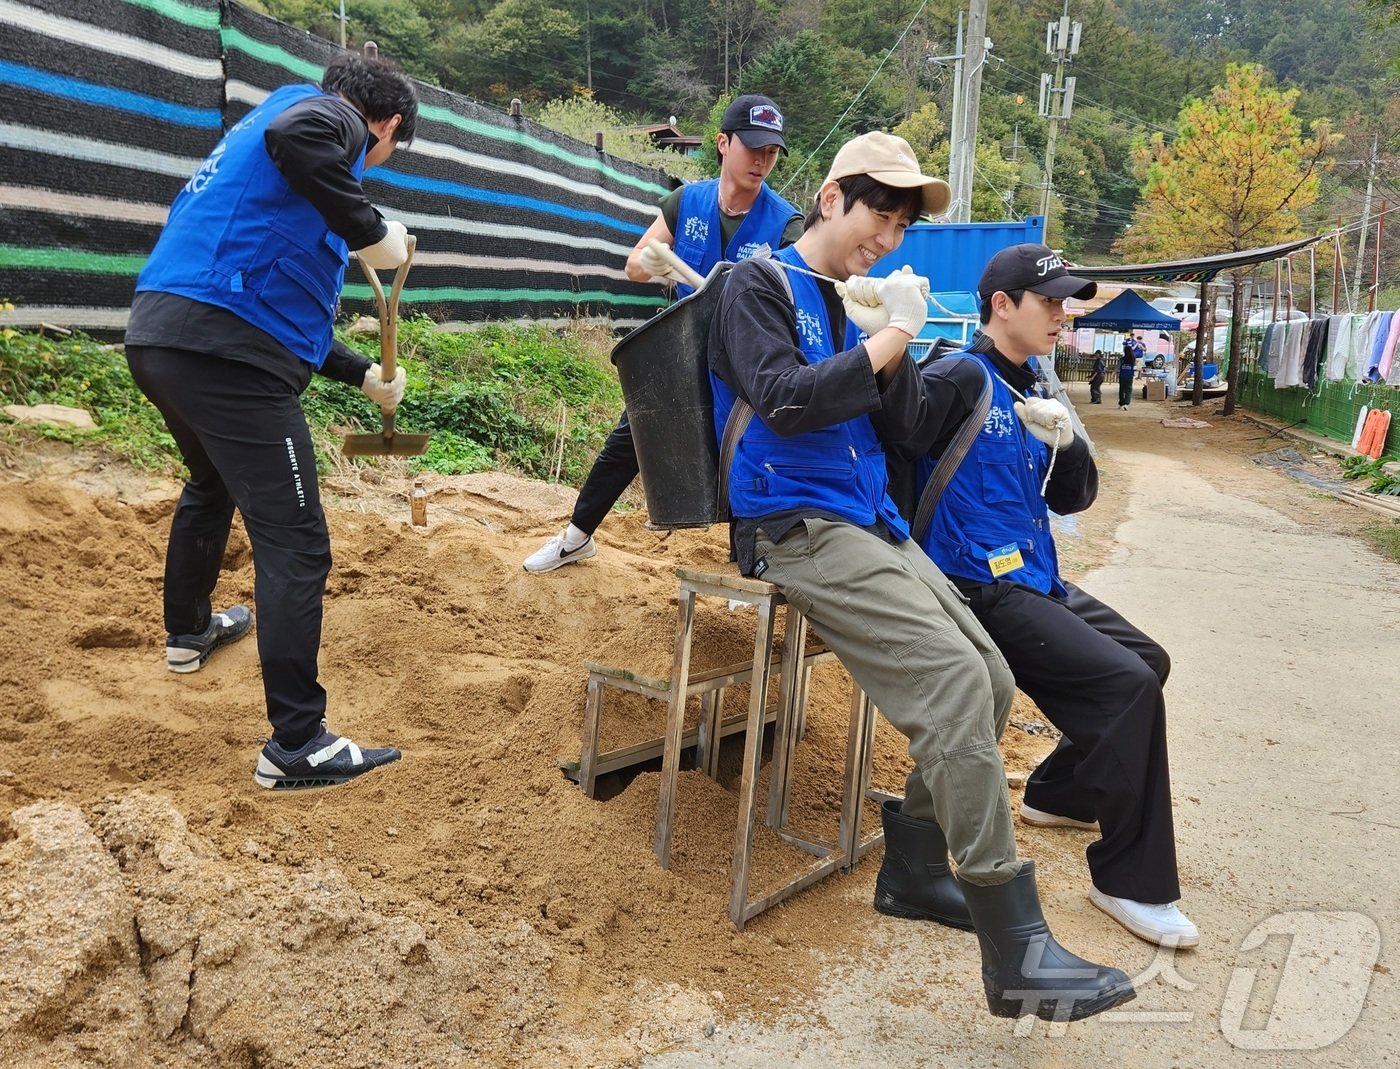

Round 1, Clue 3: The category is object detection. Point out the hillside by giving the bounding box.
[251,0,1399,257]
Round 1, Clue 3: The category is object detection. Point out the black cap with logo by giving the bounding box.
[977,243,1097,302]
[721,94,788,154]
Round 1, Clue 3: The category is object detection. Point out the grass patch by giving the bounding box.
[1360,521,1400,565]
[0,317,623,484]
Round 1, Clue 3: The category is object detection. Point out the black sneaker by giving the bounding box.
[254,729,401,790]
[166,605,253,673]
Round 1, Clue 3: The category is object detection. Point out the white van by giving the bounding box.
[1150,296,1199,318]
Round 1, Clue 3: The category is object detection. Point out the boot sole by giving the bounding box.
[873,896,976,932]
[986,978,1136,1022]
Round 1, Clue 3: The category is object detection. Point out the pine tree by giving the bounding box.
[1117,64,1332,412]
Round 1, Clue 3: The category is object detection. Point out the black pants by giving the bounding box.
[963,580,1179,903]
[1089,375,1103,403]
[1118,375,1134,406]
[571,408,639,534]
[127,346,329,747]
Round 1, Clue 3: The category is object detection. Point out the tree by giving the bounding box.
[1116,64,1332,412]
[709,0,776,91]
[735,32,846,157]
[627,33,714,125]
[475,0,583,99]
[535,95,702,178]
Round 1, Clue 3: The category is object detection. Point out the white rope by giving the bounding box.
[1039,426,1061,497]
[765,257,840,285]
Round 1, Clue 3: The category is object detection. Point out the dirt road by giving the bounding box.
[645,390,1400,1068]
[1,387,1396,1068]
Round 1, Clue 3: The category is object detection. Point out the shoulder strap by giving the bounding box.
[716,398,753,521]
[715,258,792,520]
[911,356,992,544]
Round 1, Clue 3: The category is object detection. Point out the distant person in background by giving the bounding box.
[125,54,417,791]
[1118,338,1137,408]
[522,94,802,573]
[1089,349,1105,404]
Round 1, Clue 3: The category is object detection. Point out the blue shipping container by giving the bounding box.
[868,216,1047,294]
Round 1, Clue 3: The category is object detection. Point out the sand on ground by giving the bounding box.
[1,383,1395,1068]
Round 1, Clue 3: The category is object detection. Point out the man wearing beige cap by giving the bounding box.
[708,132,1134,1022]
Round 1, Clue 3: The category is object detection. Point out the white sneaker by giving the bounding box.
[1090,887,1199,948]
[1020,802,1100,831]
[522,532,596,573]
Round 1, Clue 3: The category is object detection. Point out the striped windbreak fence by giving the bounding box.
[0,0,673,336]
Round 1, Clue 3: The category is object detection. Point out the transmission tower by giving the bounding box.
[1038,3,1081,220]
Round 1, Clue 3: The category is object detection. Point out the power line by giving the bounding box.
[777,0,934,195]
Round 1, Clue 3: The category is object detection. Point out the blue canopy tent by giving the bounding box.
[1071,288,1181,332]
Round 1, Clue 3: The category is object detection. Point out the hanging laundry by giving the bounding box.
[1301,316,1328,390]
[1383,312,1400,385]
[1324,315,1352,382]
[1364,311,1394,382]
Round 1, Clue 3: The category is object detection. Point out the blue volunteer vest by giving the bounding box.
[916,351,1064,596]
[711,248,909,540]
[136,84,368,369]
[672,179,796,297]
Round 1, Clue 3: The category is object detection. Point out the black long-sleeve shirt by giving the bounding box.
[884,336,1098,520]
[125,92,389,391]
[708,257,925,571]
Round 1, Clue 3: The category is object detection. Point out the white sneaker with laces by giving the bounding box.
[522,532,597,573]
[1090,887,1199,948]
[1020,802,1100,831]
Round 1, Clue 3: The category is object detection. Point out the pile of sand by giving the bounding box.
[0,453,1060,1069]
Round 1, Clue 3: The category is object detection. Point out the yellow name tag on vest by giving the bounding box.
[986,543,1024,578]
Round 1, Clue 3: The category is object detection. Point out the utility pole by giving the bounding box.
[945,12,964,213]
[1038,1,1081,220]
[1354,132,1378,307]
[952,0,990,224]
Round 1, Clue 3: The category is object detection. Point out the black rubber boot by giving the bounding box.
[961,861,1136,1021]
[873,799,974,931]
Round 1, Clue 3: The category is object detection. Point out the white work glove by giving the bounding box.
[1014,396,1073,450]
[357,220,409,270]
[836,273,886,335]
[638,242,688,284]
[361,363,406,409]
[837,266,929,337]
[878,267,932,337]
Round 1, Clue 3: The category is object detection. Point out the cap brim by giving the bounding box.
[734,129,788,154]
[865,170,952,217]
[1028,274,1097,300]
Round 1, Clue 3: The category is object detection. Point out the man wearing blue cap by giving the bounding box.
[523,95,803,573]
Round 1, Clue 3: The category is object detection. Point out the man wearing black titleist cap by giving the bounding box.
[522,94,803,573]
[889,242,1199,950]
